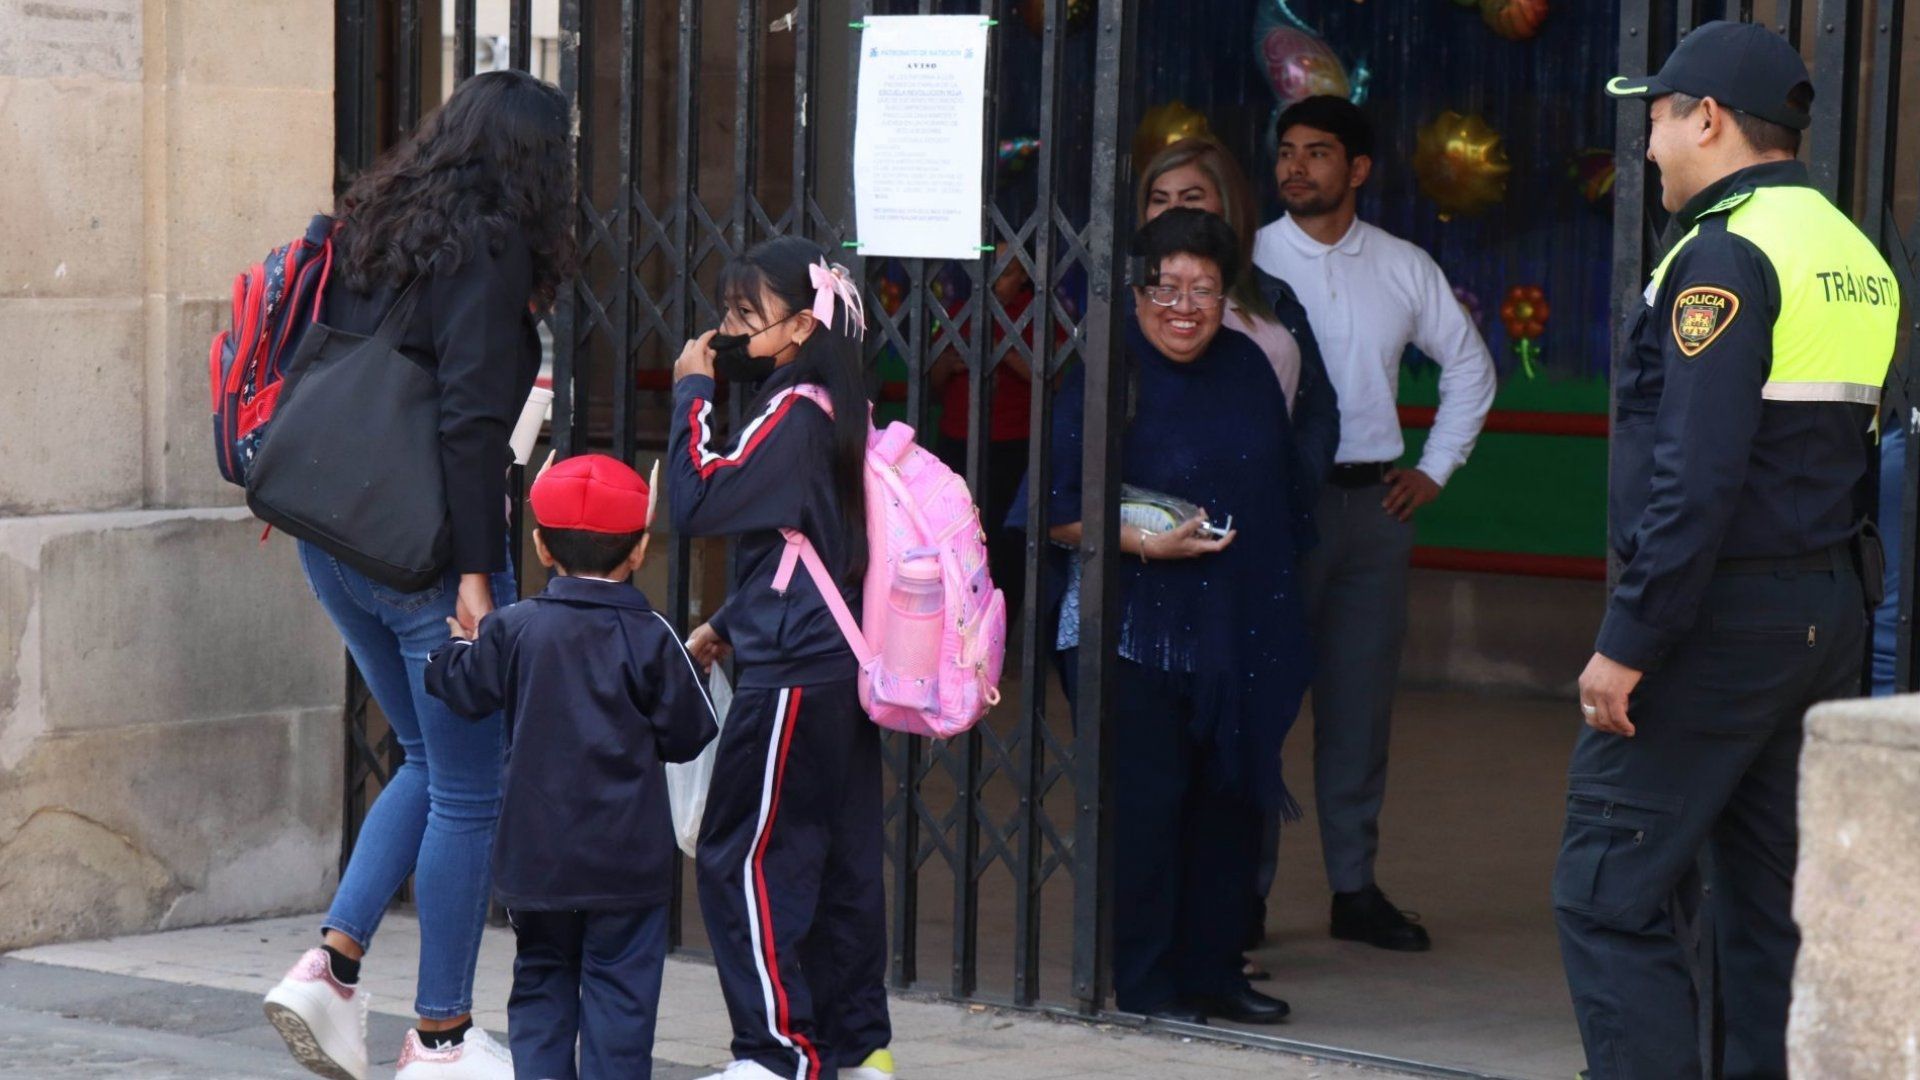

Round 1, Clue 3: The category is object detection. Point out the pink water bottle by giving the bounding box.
[883,553,944,687]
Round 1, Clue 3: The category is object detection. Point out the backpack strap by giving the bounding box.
[772,528,875,665]
[788,382,834,417]
[304,215,337,323]
[790,381,884,432]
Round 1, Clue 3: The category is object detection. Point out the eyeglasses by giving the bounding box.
[1140,285,1223,310]
[718,307,802,337]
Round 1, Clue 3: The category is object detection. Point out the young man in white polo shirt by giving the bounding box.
[1253,95,1495,952]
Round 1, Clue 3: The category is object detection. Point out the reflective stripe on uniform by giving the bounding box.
[1650,187,1900,401]
[1759,381,1882,405]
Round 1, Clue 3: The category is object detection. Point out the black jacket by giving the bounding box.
[667,366,862,689]
[323,229,541,575]
[1254,268,1341,493]
[1600,160,1884,671]
[425,577,716,910]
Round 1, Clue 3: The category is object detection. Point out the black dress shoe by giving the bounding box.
[1193,986,1291,1024]
[1143,1003,1209,1025]
[1331,884,1432,952]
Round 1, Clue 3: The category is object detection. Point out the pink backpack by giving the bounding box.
[772,384,1006,738]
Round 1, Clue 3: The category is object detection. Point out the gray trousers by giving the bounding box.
[1256,482,1414,900]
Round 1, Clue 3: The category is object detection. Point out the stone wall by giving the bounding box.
[1789,697,1920,1075]
[0,0,344,950]
[1402,570,1604,697]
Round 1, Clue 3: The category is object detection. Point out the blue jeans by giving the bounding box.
[298,541,517,1019]
[1872,422,1903,696]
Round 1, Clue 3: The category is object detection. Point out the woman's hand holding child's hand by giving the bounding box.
[456,574,495,635]
[446,616,479,642]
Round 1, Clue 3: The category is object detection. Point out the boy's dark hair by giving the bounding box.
[1275,95,1375,161]
[1133,207,1242,293]
[538,526,645,577]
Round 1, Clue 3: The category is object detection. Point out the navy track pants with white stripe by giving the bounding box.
[695,678,891,1080]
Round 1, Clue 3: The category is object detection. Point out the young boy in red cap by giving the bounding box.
[427,452,717,1080]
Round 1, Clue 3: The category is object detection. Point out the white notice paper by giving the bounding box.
[852,16,990,259]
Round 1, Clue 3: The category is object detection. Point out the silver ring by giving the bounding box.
[1580,703,1598,717]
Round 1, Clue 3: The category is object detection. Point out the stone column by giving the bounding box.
[1789,698,1920,1074]
[0,0,345,950]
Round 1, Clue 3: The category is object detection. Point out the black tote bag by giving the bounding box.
[246,277,452,592]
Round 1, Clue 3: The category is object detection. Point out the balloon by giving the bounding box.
[1019,0,1093,38]
[1453,285,1485,330]
[1481,0,1548,41]
[1569,148,1616,205]
[1502,285,1549,379]
[1514,337,1542,379]
[1256,1,1368,110]
[1500,285,1550,340]
[1412,111,1512,220]
[997,136,1042,179]
[1132,102,1214,171]
[1258,27,1351,108]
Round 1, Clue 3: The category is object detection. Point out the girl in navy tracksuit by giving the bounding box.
[667,235,893,1080]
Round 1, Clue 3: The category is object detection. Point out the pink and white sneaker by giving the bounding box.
[263,947,369,1080]
[394,1025,516,1079]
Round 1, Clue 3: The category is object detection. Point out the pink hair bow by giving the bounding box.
[808,259,866,339]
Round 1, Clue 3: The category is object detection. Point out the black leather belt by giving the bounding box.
[1329,462,1394,489]
[1716,543,1851,576]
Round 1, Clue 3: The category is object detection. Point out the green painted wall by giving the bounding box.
[1397,367,1608,558]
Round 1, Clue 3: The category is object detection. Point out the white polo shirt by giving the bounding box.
[1252,214,1496,486]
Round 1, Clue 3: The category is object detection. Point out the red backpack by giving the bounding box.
[209,214,335,487]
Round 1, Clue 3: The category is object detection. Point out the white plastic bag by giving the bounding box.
[666,664,731,858]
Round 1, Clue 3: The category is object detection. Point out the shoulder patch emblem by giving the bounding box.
[1672,286,1740,357]
[1700,190,1753,217]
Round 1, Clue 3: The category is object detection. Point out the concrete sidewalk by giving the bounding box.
[5,912,1420,1079]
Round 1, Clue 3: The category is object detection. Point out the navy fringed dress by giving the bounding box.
[1050,316,1315,1012]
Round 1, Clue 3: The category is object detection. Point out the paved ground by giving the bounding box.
[4,912,1421,1079]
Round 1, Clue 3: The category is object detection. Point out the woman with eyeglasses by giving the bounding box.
[1047,208,1314,1026]
[1139,137,1338,488]
[1138,135,1336,981]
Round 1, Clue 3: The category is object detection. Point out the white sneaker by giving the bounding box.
[394,1026,516,1079]
[263,947,370,1080]
[695,1061,788,1080]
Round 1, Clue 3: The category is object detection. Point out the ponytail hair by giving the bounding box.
[716,235,870,583]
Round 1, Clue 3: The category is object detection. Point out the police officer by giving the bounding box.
[1558,21,1902,1079]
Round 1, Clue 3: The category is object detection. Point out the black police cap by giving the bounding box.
[1605,20,1813,130]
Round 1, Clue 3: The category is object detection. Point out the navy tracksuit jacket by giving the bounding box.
[668,366,892,1080]
[426,575,717,1080]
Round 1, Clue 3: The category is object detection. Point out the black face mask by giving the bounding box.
[710,311,797,384]
[711,332,779,384]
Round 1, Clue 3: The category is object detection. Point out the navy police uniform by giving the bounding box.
[1562,24,1902,1079]
[427,576,718,1080]
[669,365,892,1080]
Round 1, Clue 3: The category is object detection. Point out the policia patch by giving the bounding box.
[1671,287,1741,357]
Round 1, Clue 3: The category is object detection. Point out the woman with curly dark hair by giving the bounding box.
[263,69,575,1080]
